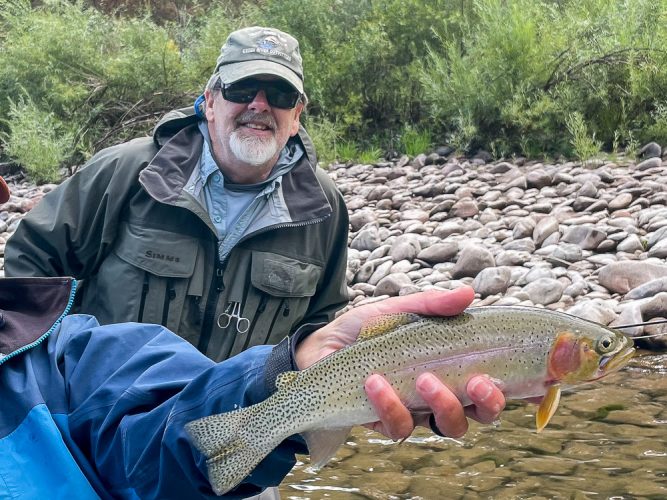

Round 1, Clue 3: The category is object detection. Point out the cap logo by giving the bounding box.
[241,35,292,62]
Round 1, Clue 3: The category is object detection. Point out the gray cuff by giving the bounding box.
[264,336,294,395]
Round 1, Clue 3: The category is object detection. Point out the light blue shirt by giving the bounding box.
[187,121,304,263]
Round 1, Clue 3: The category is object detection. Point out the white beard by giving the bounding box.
[228,130,280,167]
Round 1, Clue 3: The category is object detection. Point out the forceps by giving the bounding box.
[217,301,250,333]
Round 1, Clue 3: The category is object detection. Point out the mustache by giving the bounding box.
[235,111,276,130]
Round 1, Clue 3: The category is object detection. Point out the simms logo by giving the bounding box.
[145,250,180,263]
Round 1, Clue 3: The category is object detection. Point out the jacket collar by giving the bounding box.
[0,278,76,365]
[140,120,332,224]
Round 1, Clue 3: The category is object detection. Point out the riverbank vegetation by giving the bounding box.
[1,0,666,182]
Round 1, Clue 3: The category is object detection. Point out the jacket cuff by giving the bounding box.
[263,322,326,395]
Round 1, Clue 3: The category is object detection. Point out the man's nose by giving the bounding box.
[248,90,271,112]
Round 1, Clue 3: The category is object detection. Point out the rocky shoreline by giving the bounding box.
[2,148,667,348]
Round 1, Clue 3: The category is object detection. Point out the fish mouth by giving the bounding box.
[599,346,635,374]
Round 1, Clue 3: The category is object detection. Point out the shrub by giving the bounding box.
[2,94,72,183]
[303,114,342,167]
[400,126,431,157]
[565,112,602,163]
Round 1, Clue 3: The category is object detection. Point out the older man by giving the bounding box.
[5,27,349,362]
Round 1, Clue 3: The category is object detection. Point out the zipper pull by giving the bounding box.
[215,265,225,292]
[283,302,290,317]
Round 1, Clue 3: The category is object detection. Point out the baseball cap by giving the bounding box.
[0,176,9,204]
[214,26,304,94]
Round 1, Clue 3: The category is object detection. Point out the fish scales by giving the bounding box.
[186,305,635,495]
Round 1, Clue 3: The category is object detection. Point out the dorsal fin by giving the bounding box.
[276,371,299,390]
[357,313,423,342]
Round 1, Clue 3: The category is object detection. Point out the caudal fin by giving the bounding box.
[186,405,273,495]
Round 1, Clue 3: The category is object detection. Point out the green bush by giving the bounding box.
[566,112,602,163]
[400,126,431,157]
[420,0,667,157]
[3,0,667,174]
[303,115,342,166]
[2,94,72,183]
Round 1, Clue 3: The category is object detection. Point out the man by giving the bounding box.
[5,26,349,362]
[1,173,505,498]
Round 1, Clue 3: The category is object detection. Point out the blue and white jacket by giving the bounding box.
[0,278,305,499]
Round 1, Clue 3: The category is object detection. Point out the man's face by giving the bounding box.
[205,76,303,184]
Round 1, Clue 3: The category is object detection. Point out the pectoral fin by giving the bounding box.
[536,385,561,432]
[302,427,352,470]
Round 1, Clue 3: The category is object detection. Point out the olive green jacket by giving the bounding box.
[5,108,349,361]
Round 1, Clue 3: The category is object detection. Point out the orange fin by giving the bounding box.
[536,385,561,432]
[357,313,423,342]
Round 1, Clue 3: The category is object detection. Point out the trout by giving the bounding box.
[186,306,635,495]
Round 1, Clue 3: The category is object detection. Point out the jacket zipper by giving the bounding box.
[238,215,331,244]
[0,280,78,367]
[161,278,176,326]
[241,292,269,351]
[137,273,150,323]
[263,298,287,345]
[195,215,331,355]
[197,259,227,353]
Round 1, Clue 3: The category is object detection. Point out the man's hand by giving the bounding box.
[295,286,506,440]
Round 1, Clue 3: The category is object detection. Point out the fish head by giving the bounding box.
[547,325,635,385]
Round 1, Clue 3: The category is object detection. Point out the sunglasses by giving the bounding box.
[219,78,302,109]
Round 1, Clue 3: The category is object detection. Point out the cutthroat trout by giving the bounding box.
[186,306,635,495]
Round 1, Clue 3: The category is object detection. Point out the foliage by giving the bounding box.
[358,147,383,165]
[336,141,359,163]
[0,0,194,176]
[565,112,602,163]
[1,93,72,183]
[303,114,342,166]
[2,0,667,175]
[400,126,431,157]
[419,0,667,157]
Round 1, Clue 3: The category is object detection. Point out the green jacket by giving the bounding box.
[5,108,349,361]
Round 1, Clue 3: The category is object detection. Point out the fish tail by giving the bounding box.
[186,404,273,495]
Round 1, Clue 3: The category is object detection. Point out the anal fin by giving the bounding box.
[536,385,561,432]
[302,427,352,470]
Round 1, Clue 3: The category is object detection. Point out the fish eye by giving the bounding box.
[596,335,615,353]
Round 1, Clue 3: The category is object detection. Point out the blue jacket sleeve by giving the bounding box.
[54,315,306,499]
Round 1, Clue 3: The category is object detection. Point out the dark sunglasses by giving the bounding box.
[219,78,302,109]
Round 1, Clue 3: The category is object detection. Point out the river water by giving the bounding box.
[279,352,667,499]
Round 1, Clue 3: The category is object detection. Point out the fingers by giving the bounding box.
[371,286,475,317]
[298,287,475,369]
[416,372,468,438]
[365,374,414,440]
[464,375,505,424]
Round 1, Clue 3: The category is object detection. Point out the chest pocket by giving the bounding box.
[112,223,202,332]
[223,251,322,357]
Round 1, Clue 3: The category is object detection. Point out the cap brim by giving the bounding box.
[217,60,304,94]
[0,177,9,204]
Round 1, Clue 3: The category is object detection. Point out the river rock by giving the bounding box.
[5,151,667,350]
[472,266,512,297]
[599,262,667,294]
[452,245,495,278]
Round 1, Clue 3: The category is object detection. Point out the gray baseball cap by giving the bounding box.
[215,26,304,93]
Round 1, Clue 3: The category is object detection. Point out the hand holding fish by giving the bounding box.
[295,286,505,440]
[187,288,635,495]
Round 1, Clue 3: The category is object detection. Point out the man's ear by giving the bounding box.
[290,102,304,136]
[204,89,215,121]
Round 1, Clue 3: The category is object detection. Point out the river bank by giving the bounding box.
[2,149,667,348]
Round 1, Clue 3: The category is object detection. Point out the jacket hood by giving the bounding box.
[152,106,318,167]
